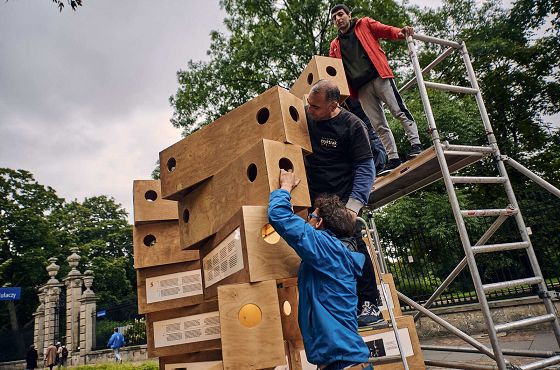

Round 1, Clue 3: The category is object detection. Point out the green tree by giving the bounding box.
[170,0,411,135]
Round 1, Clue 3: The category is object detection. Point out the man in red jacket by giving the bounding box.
[329,4,423,175]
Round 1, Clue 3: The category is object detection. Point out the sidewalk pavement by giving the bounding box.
[421,330,560,369]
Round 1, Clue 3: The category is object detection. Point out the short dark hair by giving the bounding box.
[314,193,355,237]
[330,4,351,16]
[310,79,341,103]
[114,328,119,332]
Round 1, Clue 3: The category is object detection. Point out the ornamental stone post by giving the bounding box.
[64,247,82,360]
[43,258,62,354]
[78,269,96,362]
[33,286,46,356]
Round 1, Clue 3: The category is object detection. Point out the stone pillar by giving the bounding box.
[64,247,82,358]
[43,258,62,354]
[33,287,46,356]
[78,270,96,362]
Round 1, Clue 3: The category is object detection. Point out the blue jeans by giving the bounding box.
[321,361,373,370]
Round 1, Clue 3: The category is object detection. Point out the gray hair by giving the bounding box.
[310,79,341,103]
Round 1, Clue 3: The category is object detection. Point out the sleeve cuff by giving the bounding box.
[345,197,363,214]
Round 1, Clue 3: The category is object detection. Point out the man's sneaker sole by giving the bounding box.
[358,320,390,332]
[378,168,393,176]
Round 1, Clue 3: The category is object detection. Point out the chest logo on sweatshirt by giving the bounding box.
[320,137,337,148]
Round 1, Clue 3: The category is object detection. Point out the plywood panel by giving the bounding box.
[276,278,302,343]
[290,56,350,102]
[137,261,203,314]
[178,139,311,249]
[159,86,312,200]
[159,351,223,370]
[374,273,403,320]
[201,207,300,299]
[146,300,221,358]
[218,280,286,370]
[133,220,199,269]
[133,180,178,225]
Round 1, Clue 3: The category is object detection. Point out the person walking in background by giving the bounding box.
[44,343,57,370]
[57,344,69,368]
[107,327,125,363]
[329,3,423,175]
[25,344,38,370]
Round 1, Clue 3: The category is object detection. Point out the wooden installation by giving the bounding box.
[290,56,350,102]
[218,280,286,370]
[375,273,403,320]
[178,139,311,249]
[146,300,221,358]
[137,260,203,314]
[201,207,301,299]
[133,220,199,269]
[276,277,302,343]
[158,351,223,370]
[360,316,426,370]
[159,86,312,201]
[133,180,178,224]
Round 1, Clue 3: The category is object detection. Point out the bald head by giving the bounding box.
[307,80,341,121]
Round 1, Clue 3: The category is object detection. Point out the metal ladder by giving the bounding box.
[397,33,560,370]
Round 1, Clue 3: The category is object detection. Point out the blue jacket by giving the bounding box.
[268,189,370,366]
[107,332,125,349]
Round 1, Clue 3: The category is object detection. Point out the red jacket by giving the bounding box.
[329,17,404,97]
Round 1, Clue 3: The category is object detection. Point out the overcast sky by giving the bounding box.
[0,0,549,224]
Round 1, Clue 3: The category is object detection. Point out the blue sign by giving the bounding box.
[96,310,107,318]
[0,287,21,300]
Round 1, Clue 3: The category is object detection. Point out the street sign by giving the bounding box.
[96,310,107,318]
[0,287,21,300]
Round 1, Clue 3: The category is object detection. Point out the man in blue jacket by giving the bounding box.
[269,169,371,370]
[107,327,125,363]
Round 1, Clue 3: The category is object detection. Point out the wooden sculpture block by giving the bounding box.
[146,300,221,358]
[159,86,312,200]
[201,207,301,299]
[375,273,403,320]
[360,315,426,370]
[133,220,199,269]
[178,139,311,249]
[158,351,223,370]
[218,280,286,370]
[133,179,178,225]
[290,56,350,102]
[137,260,203,314]
[276,277,302,343]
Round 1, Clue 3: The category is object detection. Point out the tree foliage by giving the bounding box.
[170,0,411,135]
[0,168,132,335]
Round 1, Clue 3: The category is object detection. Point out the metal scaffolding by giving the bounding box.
[364,33,560,370]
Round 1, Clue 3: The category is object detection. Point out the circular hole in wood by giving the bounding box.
[289,106,299,122]
[261,223,281,244]
[326,66,337,76]
[307,72,314,85]
[256,107,270,125]
[247,163,258,182]
[144,190,157,202]
[182,209,190,224]
[238,303,262,328]
[283,301,292,316]
[143,234,156,247]
[278,158,294,172]
[167,157,176,172]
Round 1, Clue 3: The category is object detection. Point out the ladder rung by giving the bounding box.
[443,143,495,153]
[369,356,403,365]
[424,81,479,95]
[483,277,542,293]
[451,176,507,184]
[472,241,529,254]
[520,355,560,370]
[461,208,518,217]
[494,314,557,333]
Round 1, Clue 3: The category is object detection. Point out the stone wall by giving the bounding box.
[80,344,149,365]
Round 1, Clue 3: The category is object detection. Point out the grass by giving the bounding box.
[71,361,158,370]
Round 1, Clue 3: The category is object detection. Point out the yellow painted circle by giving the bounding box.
[283,301,292,316]
[261,223,281,244]
[238,303,262,328]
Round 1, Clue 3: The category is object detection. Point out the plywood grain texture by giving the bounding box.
[133,220,199,269]
[218,280,286,370]
[159,351,223,370]
[178,139,311,249]
[159,86,312,200]
[290,56,350,102]
[133,179,178,225]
